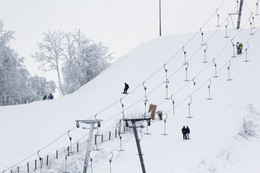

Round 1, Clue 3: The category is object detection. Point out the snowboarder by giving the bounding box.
[43,95,47,100]
[185,126,190,140]
[182,126,187,140]
[48,93,54,100]
[123,83,129,94]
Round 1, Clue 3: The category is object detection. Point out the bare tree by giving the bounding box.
[33,31,65,95]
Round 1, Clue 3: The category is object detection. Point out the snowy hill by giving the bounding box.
[1,26,260,172]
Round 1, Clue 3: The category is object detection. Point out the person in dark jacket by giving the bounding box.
[185,126,190,140]
[48,93,54,100]
[123,83,129,94]
[182,126,187,140]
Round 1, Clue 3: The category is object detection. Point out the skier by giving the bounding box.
[48,93,54,100]
[182,126,187,140]
[123,83,129,94]
[185,126,190,140]
[43,95,47,100]
[239,42,243,54]
[236,42,240,54]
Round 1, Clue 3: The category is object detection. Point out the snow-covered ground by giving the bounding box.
[1,22,260,172]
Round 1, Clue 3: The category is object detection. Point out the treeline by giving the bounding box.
[0,21,112,106]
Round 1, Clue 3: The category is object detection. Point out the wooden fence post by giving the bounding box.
[46,155,49,166]
[27,162,29,173]
[56,150,58,159]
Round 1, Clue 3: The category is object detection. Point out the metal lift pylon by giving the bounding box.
[75,119,103,173]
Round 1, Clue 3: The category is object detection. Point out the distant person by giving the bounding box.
[182,126,187,140]
[239,42,243,54]
[48,93,54,100]
[156,110,163,120]
[236,42,240,54]
[43,95,47,100]
[123,83,129,94]
[185,126,190,140]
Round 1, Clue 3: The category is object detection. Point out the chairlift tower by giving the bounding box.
[237,0,244,29]
[75,119,103,173]
[123,117,151,173]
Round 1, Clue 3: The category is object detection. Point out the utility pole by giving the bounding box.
[159,0,162,36]
[75,119,103,173]
[123,117,151,173]
[237,0,244,29]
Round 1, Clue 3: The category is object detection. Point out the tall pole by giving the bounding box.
[237,0,244,29]
[132,121,146,173]
[83,123,94,173]
[159,0,162,36]
[76,119,103,173]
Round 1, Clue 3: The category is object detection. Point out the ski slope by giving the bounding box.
[1,26,260,172]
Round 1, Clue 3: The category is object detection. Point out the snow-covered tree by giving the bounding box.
[0,21,55,105]
[62,30,112,94]
[33,31,65,96]
[28,75,56,100]
[0,21,32,105]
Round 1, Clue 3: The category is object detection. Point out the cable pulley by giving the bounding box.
[213,58,219,78]
[256,1,259,15]
[244,42,249,62]
[120,98,125,119]
[224,19,230,38]
[109,152,113,173]
[249,17,254,35]
[227,61,232,81]
[216,8,221,27]
[162,113,168,135]
[207,79,213,100]
[231,39,237,58]
[184,62,189,82]
[192,77,196,86]
[171,95,175,116]
[203,43,208,63]
[187,95,193,118]
[182,46,187,65]
[200,28,205,46]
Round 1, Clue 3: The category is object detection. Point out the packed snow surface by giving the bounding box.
[1,28,260,173]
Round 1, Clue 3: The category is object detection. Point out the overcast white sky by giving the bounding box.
[0,0,257,76]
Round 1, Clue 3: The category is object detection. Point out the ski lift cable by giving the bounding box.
[66,134,135,170]
[161,20,253,113]
[165,26,260,115]
[242,0,260,22]
[167,9,236,82]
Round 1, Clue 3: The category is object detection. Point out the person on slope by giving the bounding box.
[239,42,243,54]
[185,126,190,140]
[182,126,187,140]
[43,95,47,100]
[123,83,129,94]
[236,42,240,55]
[48,93,54,100]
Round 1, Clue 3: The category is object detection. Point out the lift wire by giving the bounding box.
[165,26,260,115]
[157,18,251,108]
[66,134,135,170]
